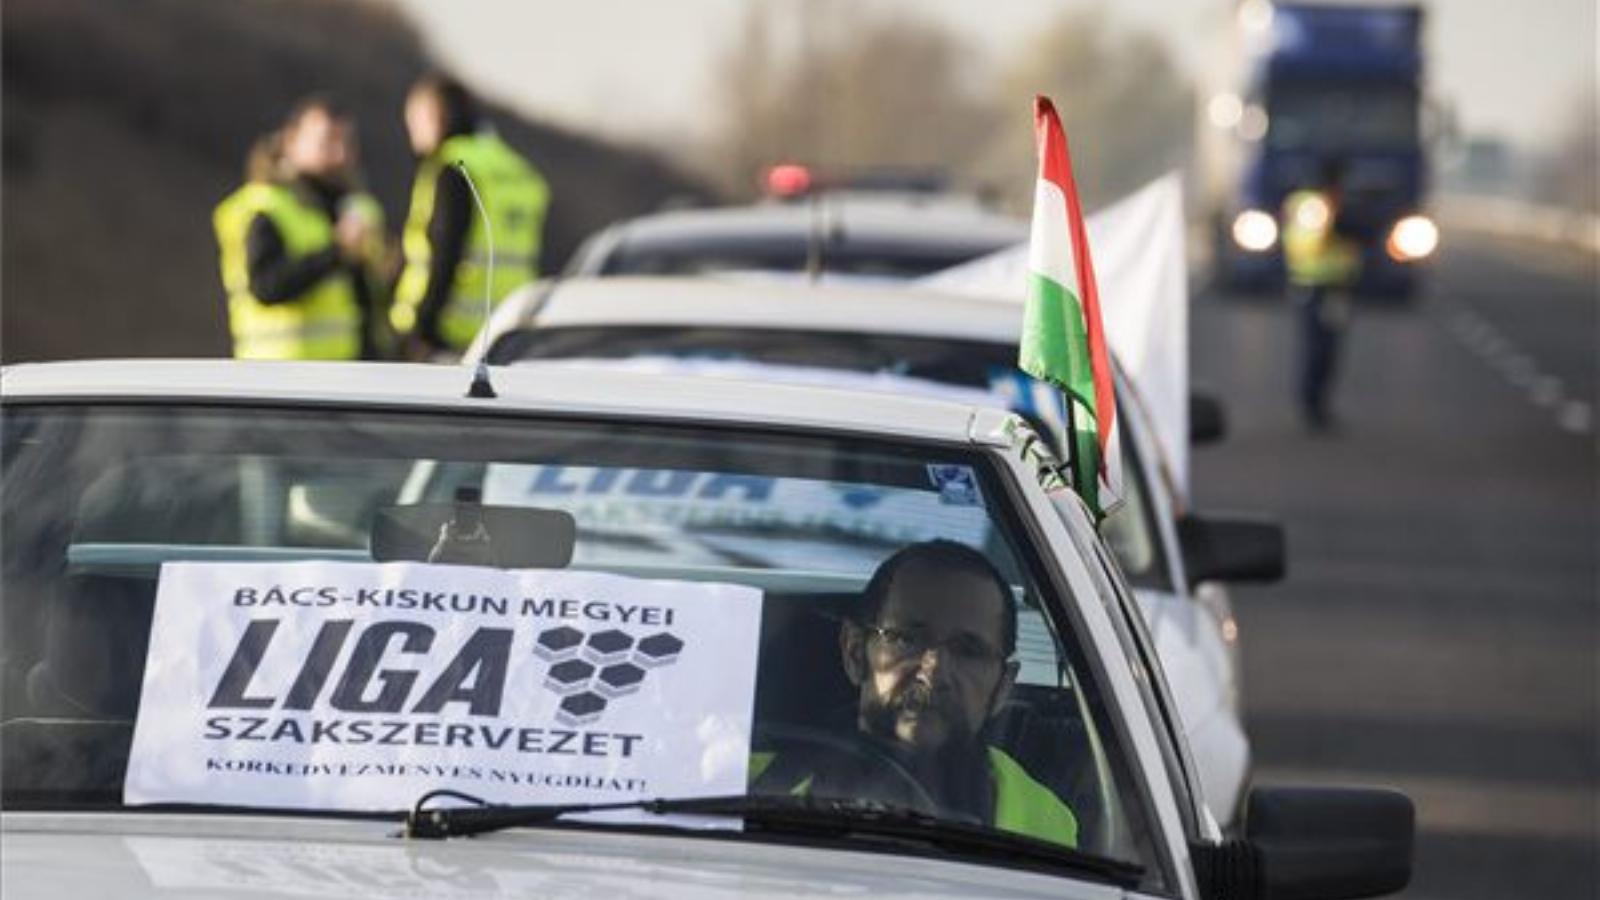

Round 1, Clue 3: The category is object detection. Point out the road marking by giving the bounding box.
[1499,353,1537,387]
[1444,309,1593,436]
[1531,376,1564,407]
[1557,401,1592,434]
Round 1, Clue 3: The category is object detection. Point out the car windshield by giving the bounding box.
[1,403,1160,882]
[491,325,1172,592]
[1266,81,1418,152]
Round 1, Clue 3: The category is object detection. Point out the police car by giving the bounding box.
[2,360,1405,899]
[477,277,1279,825]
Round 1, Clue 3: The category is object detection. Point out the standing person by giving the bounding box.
[393,73,551,360]
[212,96,377,360]
[1281,158,1363,430]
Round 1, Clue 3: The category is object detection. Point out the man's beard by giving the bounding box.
[863,682,978,757]
[852,685,994,823]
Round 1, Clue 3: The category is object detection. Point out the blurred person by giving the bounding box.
[1281,158,1363,430]
[393,72,550,360]
[752,540,1078,847]
[338,127,401,360]
[212,96,382,360]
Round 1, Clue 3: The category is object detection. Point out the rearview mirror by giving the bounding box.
[1190,390,1229,445]
[1178,513,1286,588]
[371,497,576,570]
[1193,786,1414,900]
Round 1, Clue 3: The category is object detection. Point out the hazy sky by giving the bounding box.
[396,0,1596,150]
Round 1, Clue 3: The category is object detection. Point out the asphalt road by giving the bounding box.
[1192,231,1597,899]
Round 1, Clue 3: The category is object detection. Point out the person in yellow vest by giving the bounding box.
[394,73,551,359]
[750,540,1079,848]
[1281,158,1363,430]
[212,96,378,360]
[338,126,401,360]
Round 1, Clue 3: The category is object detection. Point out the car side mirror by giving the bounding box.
[1190,390,1229,445]
[1178,513,1286,588]
[1194,786,1414,900]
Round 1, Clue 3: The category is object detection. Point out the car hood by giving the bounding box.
[2,813,1131,900]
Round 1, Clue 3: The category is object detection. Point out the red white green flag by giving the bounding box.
[1018,96,1123,515]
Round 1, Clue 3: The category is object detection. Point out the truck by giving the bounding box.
[1203,2,1437,299]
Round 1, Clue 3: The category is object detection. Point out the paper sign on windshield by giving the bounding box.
[480,465,993,574]
[125,562,763,816]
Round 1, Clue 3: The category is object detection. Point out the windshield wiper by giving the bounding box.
[401,790,1143,886]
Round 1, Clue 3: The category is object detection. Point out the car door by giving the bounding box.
[1105,386,1248,823]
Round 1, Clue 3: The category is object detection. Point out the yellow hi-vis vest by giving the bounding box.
[1281,189,1362,288]
[342,191,390,284]
[393,132,550,351]
[747,745,1080,849]
[213,182,362,360]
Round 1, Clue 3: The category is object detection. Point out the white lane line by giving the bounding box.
[1444,309,1593,436]
[1557,401,1593,434]
[1499,354,1538,387]
[1531,376,1565,407]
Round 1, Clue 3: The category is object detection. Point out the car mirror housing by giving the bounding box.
[1190,390,1229,445]
[372,495,576,569]
[1178,513,1286,589]
[1193,786,1414,900]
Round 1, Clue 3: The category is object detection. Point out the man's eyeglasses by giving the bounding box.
[862,624,1005,667]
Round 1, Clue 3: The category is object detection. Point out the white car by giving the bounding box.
[1,360,1404,899]
[479,277,1284,824]
[565,191,1027,281]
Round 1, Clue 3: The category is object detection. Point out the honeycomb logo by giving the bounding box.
[533,626,685,726]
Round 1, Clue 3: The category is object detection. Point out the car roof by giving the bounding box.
[591,198,1027,256]
[500,276,1024,345]
[1,359,1014,447]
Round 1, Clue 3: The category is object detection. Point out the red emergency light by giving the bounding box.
[764,163,813,198]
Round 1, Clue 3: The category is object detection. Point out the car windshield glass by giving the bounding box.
[599,240,1006,279]
[1,403,1158,880]
[493,325,1172,591]
[1266,81,1418,152]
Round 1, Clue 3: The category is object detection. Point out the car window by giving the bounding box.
[601,240,1004,280]
[1,403,1162,886]
[1098,431,1163,587]
[492,325,1174,591]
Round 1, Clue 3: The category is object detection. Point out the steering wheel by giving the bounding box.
[752,721,940,813]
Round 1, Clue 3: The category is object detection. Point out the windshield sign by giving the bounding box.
[128,562,760,819]
[2,404,1157,881]
[481,463,991,574]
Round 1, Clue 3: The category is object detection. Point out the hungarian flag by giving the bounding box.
[1019,96,1122,514]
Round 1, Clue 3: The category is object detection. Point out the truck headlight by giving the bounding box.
[1231,209,1278,252]
[1387,215,1439,261]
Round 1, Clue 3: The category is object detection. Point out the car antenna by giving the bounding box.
[452,160,497,399]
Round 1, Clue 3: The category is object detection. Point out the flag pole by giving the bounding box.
[1063,394,1096,511]
[1060,388,1079,493]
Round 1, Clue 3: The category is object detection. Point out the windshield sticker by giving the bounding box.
[480,465,992,570]
[925,464,980,507]
[125,562,763,820]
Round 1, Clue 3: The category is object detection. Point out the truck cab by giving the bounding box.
[1214,3,1437,299]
